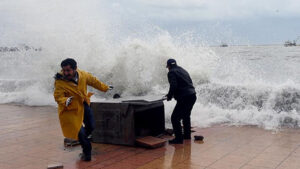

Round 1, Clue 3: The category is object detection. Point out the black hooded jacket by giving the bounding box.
[167,65,196,100]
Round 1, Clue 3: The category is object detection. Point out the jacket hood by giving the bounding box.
[54,72,64,80]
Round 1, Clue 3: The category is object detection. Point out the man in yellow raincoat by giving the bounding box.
[54,58,112,161]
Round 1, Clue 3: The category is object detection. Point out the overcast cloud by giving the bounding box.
[108,0,300,44]
[110,0,300,20]
[1,0,299,45]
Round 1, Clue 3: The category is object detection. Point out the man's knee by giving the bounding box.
[78,128,86,141]
[183,116,190,122]
[171,113,180,123]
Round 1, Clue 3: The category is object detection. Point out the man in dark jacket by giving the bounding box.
[166,59,197,144]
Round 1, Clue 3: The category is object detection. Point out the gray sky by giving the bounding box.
[108,0,300,45]
[1,0,300,45]
[110,0,300,20]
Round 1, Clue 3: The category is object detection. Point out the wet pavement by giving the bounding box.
[1,104,300,169]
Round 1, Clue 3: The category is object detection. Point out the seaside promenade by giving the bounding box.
[0,104,300,169]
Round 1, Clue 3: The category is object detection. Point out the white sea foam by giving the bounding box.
[0,0,300,130]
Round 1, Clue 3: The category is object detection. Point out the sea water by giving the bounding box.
[0,0,299,130]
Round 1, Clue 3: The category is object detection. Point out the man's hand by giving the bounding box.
[66,96,73,107]
[162,95,167,100]
[108,85,114,90]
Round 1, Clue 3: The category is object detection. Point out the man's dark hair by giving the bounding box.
[61,58,77,69]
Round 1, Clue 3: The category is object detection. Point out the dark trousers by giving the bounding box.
[78,102,95,157]
[171,94,197,140]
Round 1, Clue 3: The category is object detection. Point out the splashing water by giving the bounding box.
[0,0,300,130]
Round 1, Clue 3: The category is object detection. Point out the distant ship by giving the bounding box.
[284,40,296,47]
[284,36,300,47]
[220,43,228,47]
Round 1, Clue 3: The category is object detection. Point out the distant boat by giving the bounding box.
[284,40,297,47]
[220,43,228,47]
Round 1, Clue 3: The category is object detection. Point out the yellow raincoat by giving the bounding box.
[53,69,109,140]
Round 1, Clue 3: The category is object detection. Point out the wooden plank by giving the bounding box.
[47,163,63,169]
[136,136,166,148]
